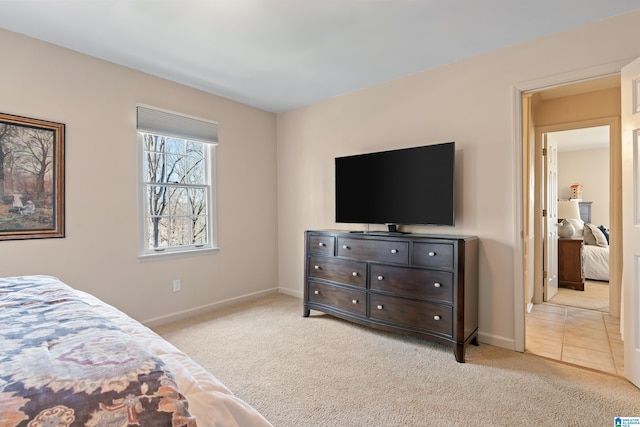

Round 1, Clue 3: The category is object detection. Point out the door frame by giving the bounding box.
[540,131,559,302]
[512,59,629,352]
[533,119,620,311]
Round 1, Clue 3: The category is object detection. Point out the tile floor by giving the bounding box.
[526,303,624,376]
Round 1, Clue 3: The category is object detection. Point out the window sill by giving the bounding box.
[137,246,220,261]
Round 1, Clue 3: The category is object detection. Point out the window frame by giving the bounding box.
[136,106,218,259]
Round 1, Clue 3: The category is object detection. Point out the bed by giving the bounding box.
[567,219,610,281]
[0,275,273,427]
[583,244,609,281]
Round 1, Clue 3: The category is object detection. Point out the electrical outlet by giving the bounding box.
[173,279,181,292]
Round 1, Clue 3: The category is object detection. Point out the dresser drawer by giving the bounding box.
[337,238,409,264]
[308,256,366,287]
[412,242,454,269]
[308,235,335,255]
[369,294,453,336]
[370,264,453,303]
[307,281,366,316]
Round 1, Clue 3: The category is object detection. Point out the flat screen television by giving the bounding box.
[335,142,455,230]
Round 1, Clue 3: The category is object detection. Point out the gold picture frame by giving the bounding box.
[0,113,65,240]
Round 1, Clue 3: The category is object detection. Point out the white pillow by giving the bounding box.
[584,223,608,247]
[564,218,584,237]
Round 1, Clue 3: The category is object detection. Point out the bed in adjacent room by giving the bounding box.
[583,244,609,281]
[0,275,272,427]
[568,219,610,282]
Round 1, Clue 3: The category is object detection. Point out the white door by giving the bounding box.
[622,57,640,387]
[544,134,559,301]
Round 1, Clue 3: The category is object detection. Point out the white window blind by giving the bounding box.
[136,105,218,144]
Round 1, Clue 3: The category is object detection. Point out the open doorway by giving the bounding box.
[545,126,610,311]
[523,76,623,375]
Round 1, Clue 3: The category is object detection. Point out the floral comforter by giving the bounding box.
[0,275,197,427]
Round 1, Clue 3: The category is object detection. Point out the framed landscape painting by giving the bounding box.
[0,113,65,240]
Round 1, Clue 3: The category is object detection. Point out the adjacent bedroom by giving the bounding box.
[553,127,611,313]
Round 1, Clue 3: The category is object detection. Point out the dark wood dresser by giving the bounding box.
[558,237,584,291]
[303,230,479,362]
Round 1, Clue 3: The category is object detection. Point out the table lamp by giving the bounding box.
[557,200,581,237]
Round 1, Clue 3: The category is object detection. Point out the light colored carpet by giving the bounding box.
[548,280,609,312]
[154,293,639,427]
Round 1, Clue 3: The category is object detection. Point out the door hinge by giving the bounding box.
[543,270,547,279]
[542,209,547,217]
[542,148,547,156]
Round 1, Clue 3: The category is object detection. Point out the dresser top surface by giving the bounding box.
[306,229,478,241]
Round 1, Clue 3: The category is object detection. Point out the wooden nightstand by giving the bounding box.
[558,237,584,291]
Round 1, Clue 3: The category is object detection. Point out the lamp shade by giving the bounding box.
[557,200,581,237]
[557,200,581,220]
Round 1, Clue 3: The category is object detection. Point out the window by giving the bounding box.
[136,106,218,256]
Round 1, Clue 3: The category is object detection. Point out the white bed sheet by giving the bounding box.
[583,244,609,281]
[76,290,273,427]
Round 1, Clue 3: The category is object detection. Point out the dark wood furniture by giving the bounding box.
[558,237,584,291]
[303,230,479,362]
[578,202,592,223]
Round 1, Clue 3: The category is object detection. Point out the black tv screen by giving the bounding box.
[335,142,455,227]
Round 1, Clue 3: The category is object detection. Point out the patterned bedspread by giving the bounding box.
[0,275,197,427]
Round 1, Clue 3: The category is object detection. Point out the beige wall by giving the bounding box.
[534,88,621,127]
[558,148,610,226]
[0,29,278,323]
[277,10,640,349]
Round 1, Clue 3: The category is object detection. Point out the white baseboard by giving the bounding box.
[477,331,517,351]
[144,288,520,354]
[278,287,303,299]
[142,287,279,327]
[527,302,534,314]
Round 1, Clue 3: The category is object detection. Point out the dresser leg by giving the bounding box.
[303,306,310,317]
[454,344,466,363]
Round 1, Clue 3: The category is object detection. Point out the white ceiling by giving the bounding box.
[0,1,639,113]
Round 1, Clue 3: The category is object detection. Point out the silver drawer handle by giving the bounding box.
[314,290,320,295]
[377,305,383,310]
[318,242,325,247]
[429,251,436,257]
[377,275,384,281]
[314,265,320,270]
[433,315,441,321]
[352,299,358,304]
[352,272,358,277]
[391,249,398,254]
[434,282,441,288]
[342,245,349,249]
